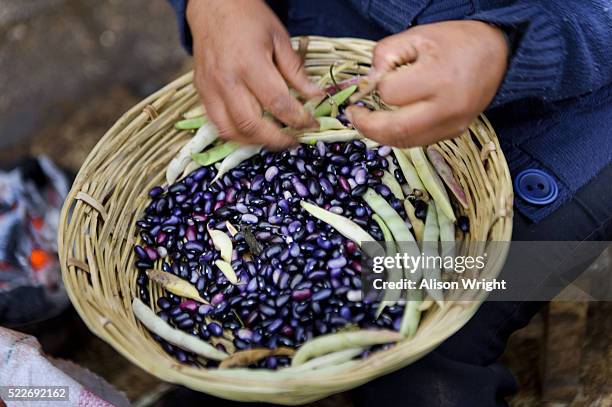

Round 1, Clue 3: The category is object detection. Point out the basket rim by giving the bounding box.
[58,36,514,405]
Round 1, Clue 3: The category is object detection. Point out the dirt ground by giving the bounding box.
[1,1,610,406]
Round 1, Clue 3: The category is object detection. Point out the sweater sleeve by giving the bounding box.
[167,0,193,53]
[467,1,612,107]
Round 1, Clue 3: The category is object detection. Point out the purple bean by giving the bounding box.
[378,145,392,156]
[328,256,347,269]
[338,175,351,192]
[134,245,148,260]
[208,322,223,337]
[148,186,164,198]
[291,176,309,197]
[264,166,279,182]
[292,288,312,301]
[319,178,334,195]
[241,213,258,224]
[355,168,367,185]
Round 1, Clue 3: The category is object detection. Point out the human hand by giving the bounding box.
[346,21,508,147]
[187,0,321,149]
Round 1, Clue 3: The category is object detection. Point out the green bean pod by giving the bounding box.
[298,130,361,144]
[408,147,456,221]
[212,145,262,183]
[392,147,426,196]
[285,347,364,373]
[363,189,423,278]
[399,289,422,338]
[372,214,402,317]
[316,116,346,131]
[292,330,403,366]
[146,269,208,303]
[381,170,405,200]
[436,202,456,273]
[422,202,444,304]
[191,141,240,167]
[175,116,207,130]
[362,189,416,244]
[403,199,424,244]
[372,214,393,243]
[314,85,358,117]
[300,200,384,259]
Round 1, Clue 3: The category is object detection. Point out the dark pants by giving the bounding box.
[351,163,612,407]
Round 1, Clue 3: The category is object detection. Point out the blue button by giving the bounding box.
[514,169,558,205]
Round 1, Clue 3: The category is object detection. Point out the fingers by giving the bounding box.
[244,62,318,130]
[221,81,298,149]
[371,33,419,76]
[272,31,322,98]
[195,64,299,149]
[376,64,437,106]
[346,104,460,147]
[202,97,251,144]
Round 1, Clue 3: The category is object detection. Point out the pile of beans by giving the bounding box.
[135,140,423,367]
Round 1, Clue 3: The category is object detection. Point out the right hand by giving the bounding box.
[187,0,322,148]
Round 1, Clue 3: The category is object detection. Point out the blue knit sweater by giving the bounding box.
[167,0,612,223]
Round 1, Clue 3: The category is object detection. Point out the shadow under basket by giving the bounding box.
[58,36,514,405]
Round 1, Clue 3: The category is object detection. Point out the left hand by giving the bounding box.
[346,21,508,147]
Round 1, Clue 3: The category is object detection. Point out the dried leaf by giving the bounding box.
[241,226,263,256]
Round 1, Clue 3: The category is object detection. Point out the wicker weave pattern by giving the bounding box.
[58,37,513,404]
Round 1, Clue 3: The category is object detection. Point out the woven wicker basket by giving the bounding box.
[58,37,513,404]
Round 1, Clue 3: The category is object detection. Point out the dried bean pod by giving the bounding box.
[219,347,295,369]
[167,122,217,184]
[208,227,233,262]
[132,298,227,361]
[300,200,384,259]
[146,269,207,303]
[215,260,239,285]
[426,146,468,208]
[292,330,403,367]
[285,347,364,372]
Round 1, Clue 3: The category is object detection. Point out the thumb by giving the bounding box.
[273,33,322,98]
